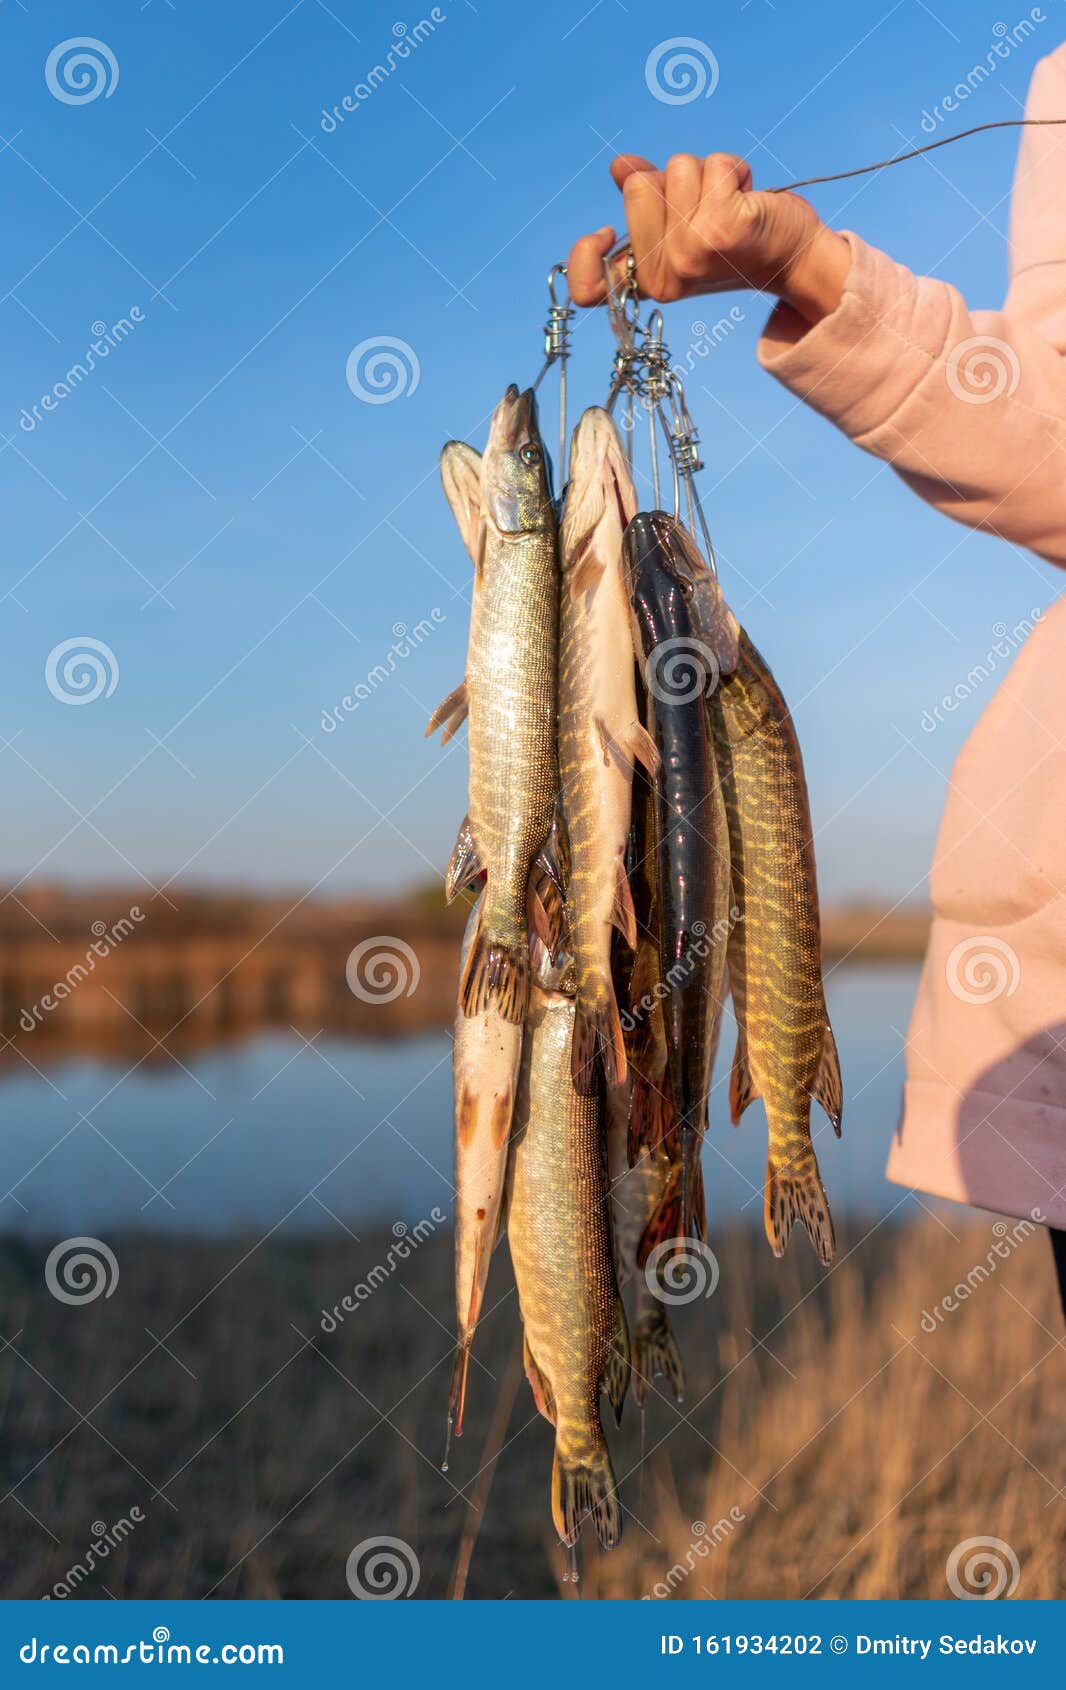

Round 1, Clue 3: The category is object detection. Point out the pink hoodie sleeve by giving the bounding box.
[758,47,1066,567]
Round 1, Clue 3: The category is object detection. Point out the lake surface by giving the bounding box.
[0,965,931,1237]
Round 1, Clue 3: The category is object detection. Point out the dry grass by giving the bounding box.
[0,1213,1061,1599]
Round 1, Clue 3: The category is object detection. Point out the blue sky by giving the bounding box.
[0,0,1061,900]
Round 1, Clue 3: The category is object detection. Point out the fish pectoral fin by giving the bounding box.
[523,1333,556,1424]
[571,979,627,1094]
[764,1154,836,1268]
[812,1023,843,1137]
[426,680,468,745]
[444,813,483,902]
[623,720,660,778]
[552,1440,622,1552]
[570,545,606,599]
[440,442,484,565]
[602,1296,630,1428]
[729,1030,759,1125]
[610,859,638,948]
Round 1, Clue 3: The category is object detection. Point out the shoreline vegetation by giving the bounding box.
[0,1215,1060,1598]
[0,883,929,1063]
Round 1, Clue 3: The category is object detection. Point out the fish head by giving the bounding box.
[560,407,636,577]
[624,510,738,676]
[482,385,554,534]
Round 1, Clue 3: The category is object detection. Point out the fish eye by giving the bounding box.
[519,444,541,466]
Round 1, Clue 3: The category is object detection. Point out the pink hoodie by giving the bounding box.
[758,47,1066,1229]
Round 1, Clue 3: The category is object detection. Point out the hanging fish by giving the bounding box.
[708,627,842,1265]
[624,510,734,1237]
[428,385,559,1024]
[507,965,628,1551]
[606,1081,685,1406]
[558,408,658,1093]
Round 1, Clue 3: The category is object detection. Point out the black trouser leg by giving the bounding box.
[1050,1228,1066,1324]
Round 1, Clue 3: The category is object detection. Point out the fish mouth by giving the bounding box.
[625,509,700,591]
[488,383,536,452]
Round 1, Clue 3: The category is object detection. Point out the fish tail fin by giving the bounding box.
[551,1440,622,1551]
[631,1308,685,1407]
[571,975,626,1094]
[602,1297,630,1427]
[764,1153,836,1267]
[459,915,529,1024]
[813,1022,844,1137]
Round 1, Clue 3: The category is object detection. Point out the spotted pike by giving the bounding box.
[708,628,842,1265]
[446,894,523,1450]
[428,386,559,1024]
[624,511,734,1236]
[606,1083,684,1406]
[508,976,628,1550]
[558,409,657,1093]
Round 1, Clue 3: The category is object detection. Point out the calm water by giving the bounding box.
[0,965,928,1237]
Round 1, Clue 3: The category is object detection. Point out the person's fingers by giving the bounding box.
[701,151,752,202]
[566,227,615,306]
[610,153,660,190]
[664,152,703,279]
[623,168,670,297]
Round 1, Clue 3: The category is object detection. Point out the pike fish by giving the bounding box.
[624,511,735,1236]
[429,385,559,1025]
[507,971,628,1550]
[709,628,842,1265]
[447,894,523,1449]
[606,1083,685,1407]
[558,409,658,1093]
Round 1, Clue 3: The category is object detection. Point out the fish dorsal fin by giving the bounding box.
[440,442,483,566]
[729,1029,759,1124]
[812,1022,843,1137]
[425,680,468,745]
[601,1297,630,1428]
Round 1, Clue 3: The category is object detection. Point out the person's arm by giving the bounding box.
[567,49,1066,568]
